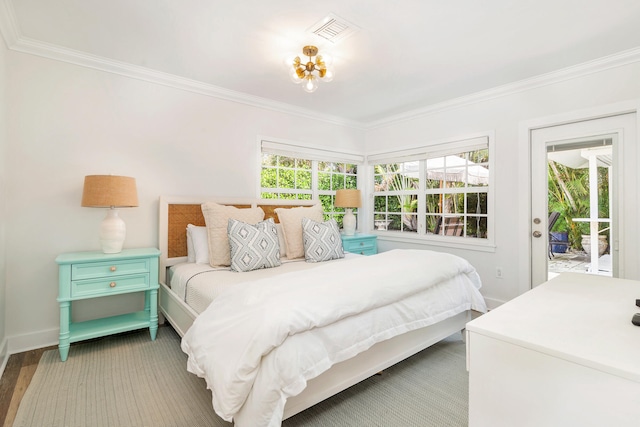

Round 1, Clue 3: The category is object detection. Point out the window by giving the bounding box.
[370,137,491,240]
[260,140,363,226]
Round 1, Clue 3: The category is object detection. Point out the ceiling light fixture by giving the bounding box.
[289,45,334,93]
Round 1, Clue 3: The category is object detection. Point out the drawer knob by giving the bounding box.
[110,266,117,272]
[109,282,116,288]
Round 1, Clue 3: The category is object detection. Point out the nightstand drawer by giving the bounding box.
[71,258,150,280]
[71,273,150,298]
[344,240,376,252]
[341,234,378,256]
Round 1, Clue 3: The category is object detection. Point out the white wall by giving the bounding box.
[5,42,640,351]
[4,50,363,350]
[365,62,640,307]
[0,37,8,359]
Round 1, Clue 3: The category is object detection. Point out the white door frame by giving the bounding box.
[517,100,640,295]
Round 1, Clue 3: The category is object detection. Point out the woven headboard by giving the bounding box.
[158,196,317,272]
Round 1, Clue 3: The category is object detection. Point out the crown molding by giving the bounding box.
[2,0,639,131]
[0,0,19,48]
[365,46,640,130]
[0,0,362,130]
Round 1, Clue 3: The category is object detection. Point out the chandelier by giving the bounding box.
[289,45,334,93]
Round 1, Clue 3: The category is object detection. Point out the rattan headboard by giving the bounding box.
[158,196,317,273]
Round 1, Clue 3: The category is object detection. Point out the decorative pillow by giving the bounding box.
[201,202,265,267]
[302,217,345,263]
[186,224,209,264]
[228,218,281,272]
[275,204,324,259]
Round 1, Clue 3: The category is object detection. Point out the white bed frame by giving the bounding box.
[157,195,471,419]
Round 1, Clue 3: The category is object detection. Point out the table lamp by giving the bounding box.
[335,189,361,236]
[81,175,138,253]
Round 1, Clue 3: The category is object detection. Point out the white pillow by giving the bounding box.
[186,226,195,263]
[275,223,287,258]
[302,217,345,263]
[201,202,265,267]
[275,204,324,259]
[228,218,281,272]
[186,224,209,264]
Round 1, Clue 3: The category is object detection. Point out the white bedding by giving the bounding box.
[181,249,486,426]
[170,255,357,314]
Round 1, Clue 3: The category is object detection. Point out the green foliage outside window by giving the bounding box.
[261,153,358,226]
[373,147,489,238]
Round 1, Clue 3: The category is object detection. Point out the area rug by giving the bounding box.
[13,326,468,427]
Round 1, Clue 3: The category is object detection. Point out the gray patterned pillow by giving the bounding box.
[302,217,345,263]
[228,218,281,272]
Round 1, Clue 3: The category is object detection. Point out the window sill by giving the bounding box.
[371,231,496,253]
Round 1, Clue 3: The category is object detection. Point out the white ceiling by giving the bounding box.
[3,0,640,125]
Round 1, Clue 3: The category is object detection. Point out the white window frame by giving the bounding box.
[367,133,495,252]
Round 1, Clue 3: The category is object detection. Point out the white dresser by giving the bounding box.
[466,273,640,427]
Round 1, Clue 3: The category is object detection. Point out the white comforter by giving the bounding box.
[181,249,486,426]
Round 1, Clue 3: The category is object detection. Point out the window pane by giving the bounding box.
[442,193,461,214]
[318,172,331,190]
[466,216,487,238]
[401,213,418,232]
[262,153,277,167]
[374,195,387,212]
[466,193,487,214]
[425,194,442,214]
[332,174,345,190]
[345,175,357,189]
[467,163,489,188]
[426,215,440,233]
[296,170,312,190]
[279,156,295,168]
[279,169,295,188]
[387,214,403,231]
[297,159,312,170]
[261,168,277,188]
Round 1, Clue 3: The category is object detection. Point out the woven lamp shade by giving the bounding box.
[81,175,139,208]
[335,189,361,208]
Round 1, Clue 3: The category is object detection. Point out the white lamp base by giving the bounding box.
[100,208,126,253]
[343,208,356,236]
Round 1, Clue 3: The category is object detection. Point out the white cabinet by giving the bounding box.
[466,273,640,427]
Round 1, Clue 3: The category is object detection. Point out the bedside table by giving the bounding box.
[55,248,160,361]
[341,234,377,256]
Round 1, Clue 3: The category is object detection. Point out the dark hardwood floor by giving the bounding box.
[0,345,55,427]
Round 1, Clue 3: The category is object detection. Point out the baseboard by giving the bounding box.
[0,337,8,379]
[7,327,58,355]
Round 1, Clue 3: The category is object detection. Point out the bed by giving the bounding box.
[157,196,487,426]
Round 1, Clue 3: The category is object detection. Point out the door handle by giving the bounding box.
[532,231,542,238]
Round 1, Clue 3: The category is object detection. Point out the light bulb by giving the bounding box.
[290,68,304,84]
[303,75,318,93]
[321,68,334,82]
[282,53,299,69]
[321,53,333,66]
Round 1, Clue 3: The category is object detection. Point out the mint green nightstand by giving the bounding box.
[55,248,160,361]
[341,234,377,256]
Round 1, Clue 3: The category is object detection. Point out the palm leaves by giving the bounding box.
[547,160,609,250]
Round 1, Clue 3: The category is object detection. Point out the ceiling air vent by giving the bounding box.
[308,13,360,44]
